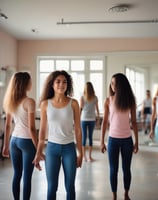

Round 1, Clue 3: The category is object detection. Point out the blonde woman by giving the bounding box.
[80,82,100,162]
[2,72,37,200]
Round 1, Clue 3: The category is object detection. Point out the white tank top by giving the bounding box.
[12,104,32,139]
[47,99,74,144]
[144,98,152,107]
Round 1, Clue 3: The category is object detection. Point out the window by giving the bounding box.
[125,66,145,108]
[37,57,105,111]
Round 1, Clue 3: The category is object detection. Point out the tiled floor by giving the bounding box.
[0,131,158,200]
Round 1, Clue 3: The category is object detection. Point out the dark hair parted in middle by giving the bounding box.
[109,73,136,111]
[40,70,73,104]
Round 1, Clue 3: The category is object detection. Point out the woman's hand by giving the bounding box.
[2,146,10,158]
[149,130,154,140]
[32,153,45,171]
[133,142,139,153]
[100,143,106,153]
[76,154,82,168]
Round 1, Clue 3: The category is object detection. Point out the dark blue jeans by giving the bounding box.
[45,142,77,200]
[107,136,133,193]
[10,136,36,200]
[81,121,95,146]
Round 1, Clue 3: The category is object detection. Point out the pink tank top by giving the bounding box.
[109,97,132,138]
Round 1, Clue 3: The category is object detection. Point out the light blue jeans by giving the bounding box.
[45,142,77,200]
[10,136,36,200]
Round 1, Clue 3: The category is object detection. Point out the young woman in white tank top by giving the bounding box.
[33,70,82,200]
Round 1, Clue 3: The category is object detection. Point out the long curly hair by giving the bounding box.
[40,70,73,104]
[109,73,136,111]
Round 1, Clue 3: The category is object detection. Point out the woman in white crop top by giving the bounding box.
[2,72,37,200]
[33,70,82,200]
[100,73,138,200]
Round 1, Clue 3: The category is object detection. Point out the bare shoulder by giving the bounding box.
[40,100,48,109]
[104,97,110,106]
[71,98,79,108]
[23,97,35,111]
[26,97,35,105]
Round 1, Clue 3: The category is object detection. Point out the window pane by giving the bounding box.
[90,60,103,70]
[71,60,85,71]
[40,60,54,72]
[39,73,49,95]
[71,72,85,101]
[37,57,105,114]
[90,73,103,111]
[126,67,145,108]
[56,60,69,71]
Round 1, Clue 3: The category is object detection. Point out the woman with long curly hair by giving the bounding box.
[33,70,82,200]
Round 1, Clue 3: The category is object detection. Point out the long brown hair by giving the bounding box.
[109,73,136,111]
[3,72,31,113]
[83,82,95,101]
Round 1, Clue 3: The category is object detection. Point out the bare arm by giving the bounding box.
[130,104,139,153]
[149,97,157,139]
[95,97,100,127]
[27,98,38,148]
[72,99,83,168]
[95,96,100,117]
[2,113,12,157]
[33,100,47,170]
[100,98,109,153]
[79,96,84,115]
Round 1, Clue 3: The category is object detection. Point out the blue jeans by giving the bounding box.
[45,142,77,200]
[81,121,95,146]
[107,136,133,193]
[10,136,36,200]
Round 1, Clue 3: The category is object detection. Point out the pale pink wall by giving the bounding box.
[0,30,17,114]
[0,30,17,68]
[18,38,158,67]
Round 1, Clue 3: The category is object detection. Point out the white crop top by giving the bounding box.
[47,99,74,144]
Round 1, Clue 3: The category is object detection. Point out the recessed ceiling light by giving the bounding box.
[0,12,8,19]
[31,28,38,33]
[108,4,130,13]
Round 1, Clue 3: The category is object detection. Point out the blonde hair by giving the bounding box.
[84,82,95,101]
[3,72,31,113]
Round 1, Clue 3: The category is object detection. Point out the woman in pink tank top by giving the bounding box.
[100,73,138,200]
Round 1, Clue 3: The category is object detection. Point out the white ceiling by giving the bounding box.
[0,0,158,40]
